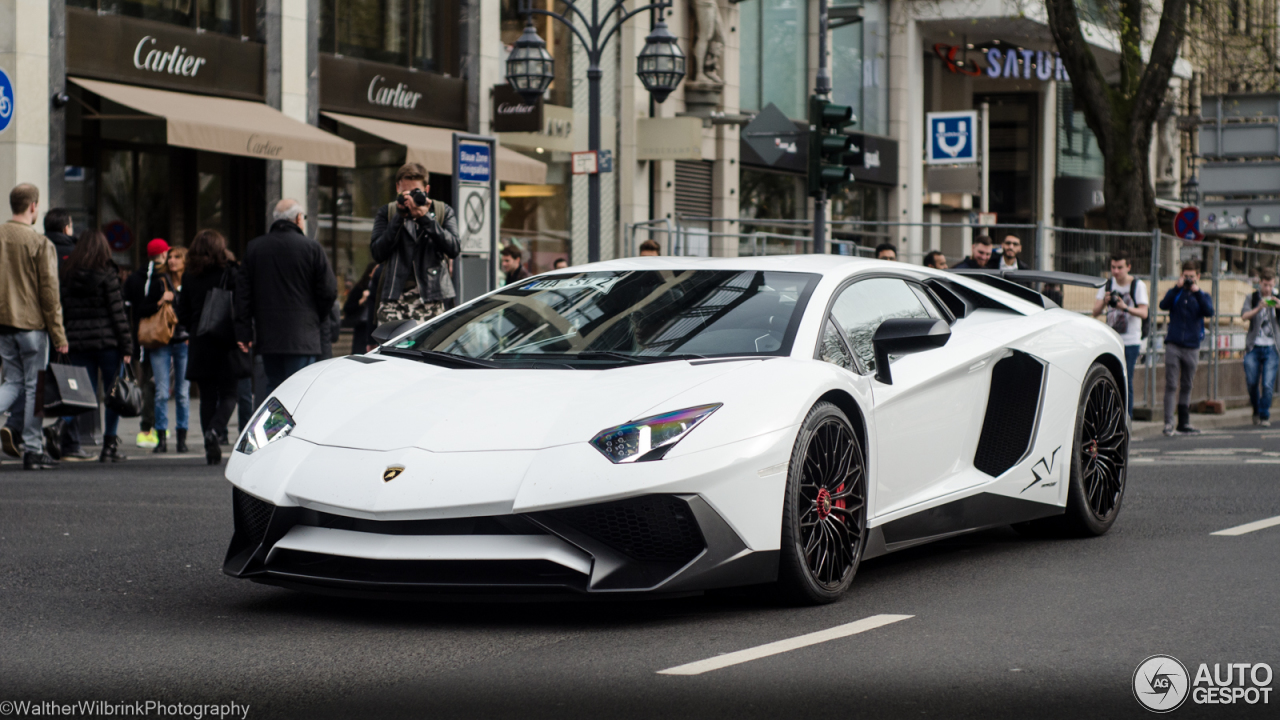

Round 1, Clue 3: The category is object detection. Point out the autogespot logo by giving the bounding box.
[1134,655,1190,713]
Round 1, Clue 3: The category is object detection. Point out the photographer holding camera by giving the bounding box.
[370,163,460,324]
[1241,268,1280,426]
[1092,251,1149,418]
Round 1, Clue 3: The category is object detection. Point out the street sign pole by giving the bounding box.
[452,132,499,301]
[980,102,989,215]
[812,0,831,255]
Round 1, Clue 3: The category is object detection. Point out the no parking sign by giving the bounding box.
[1175,206,1204,241]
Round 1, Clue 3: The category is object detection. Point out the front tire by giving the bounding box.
[777,402,868,605]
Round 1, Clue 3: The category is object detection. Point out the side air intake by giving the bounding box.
[973,351,1045,477]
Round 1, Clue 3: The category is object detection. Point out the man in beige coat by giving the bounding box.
[0,184,69,469]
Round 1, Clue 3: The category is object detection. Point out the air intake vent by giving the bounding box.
[233,488,275,547]
[547,495,705,563]
[973,352,1045,477]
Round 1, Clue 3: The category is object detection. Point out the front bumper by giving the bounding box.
[224,489,777,597]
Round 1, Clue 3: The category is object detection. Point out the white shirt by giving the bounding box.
[1000,254,1019,269]
[1096,278,1149,347]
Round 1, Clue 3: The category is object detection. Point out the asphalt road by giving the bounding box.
[2,426,1277,720]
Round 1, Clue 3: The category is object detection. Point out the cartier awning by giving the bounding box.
[70,77,356,167]
[322,112,546,184]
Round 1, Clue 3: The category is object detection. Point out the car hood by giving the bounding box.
[287,355,759,452]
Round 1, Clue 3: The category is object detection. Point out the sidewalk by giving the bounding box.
[1132,406,1255,439]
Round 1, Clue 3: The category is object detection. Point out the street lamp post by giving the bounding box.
[506,0,685,263]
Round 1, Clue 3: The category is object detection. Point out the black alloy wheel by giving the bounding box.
[1017,362,1127,537]
[777,402,867,604]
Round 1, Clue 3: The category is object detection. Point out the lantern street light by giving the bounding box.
[1181,174,1200,207]
[507,1,684,263]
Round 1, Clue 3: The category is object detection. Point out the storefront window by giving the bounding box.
[320,0,454,73]
[738,0,807,119]
[1057,84,1104,178]
[74,0,250,38]
[830,0,888,135]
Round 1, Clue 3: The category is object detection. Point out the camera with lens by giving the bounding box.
[398,188,430,212]
[1108,291,1123,308]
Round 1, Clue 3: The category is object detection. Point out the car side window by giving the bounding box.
[818,319,855,372]
[830,277,932,374]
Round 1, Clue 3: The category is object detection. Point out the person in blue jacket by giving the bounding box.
[1159,260,1215,435]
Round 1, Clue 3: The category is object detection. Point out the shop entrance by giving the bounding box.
[973,93,1038,224]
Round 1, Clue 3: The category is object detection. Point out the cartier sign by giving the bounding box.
[67,8,265,100]
[320,54,465,129]
[491,84,542,132]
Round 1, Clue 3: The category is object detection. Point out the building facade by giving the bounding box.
[0,0,1193,285]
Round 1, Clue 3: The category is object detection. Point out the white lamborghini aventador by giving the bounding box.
[223,255,1128,604]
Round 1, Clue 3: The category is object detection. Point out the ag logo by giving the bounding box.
[1134,654,1190,713]
[382,465,405,482]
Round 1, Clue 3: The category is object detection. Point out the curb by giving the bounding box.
[1131,408,1257,440]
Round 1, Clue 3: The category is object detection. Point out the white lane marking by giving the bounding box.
[1166,448,1262,455]
[1245,459,1280,464]
[1134,458,1155,463]
[1211,516,1280,536]
[656,614,912,676]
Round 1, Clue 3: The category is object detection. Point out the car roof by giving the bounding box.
[552,254,889,278]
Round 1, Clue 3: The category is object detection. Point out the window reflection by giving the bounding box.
[830,278,931,373]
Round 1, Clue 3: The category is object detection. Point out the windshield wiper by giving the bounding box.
[379,347,497,369]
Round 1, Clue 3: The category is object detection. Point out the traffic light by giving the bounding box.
[808,95,855,196]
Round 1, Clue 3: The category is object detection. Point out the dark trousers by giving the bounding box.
[261,354,317,398]
[198,378,240,438]
[235,377,253,435]
[137,355,155,432]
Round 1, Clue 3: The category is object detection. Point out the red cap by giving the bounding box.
[147,239,170,258]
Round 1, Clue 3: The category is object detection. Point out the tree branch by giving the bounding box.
[1044,0,1115,149]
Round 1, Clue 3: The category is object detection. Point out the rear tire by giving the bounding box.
[1016,362,1127,537]
[776,402,868,605]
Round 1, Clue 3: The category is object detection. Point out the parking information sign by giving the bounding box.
[457,143,491,183]
[926,111,978,165]
[0,67,14,134]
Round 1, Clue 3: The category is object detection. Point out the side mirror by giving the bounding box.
[871,318,951,385]
[370,319,421,346]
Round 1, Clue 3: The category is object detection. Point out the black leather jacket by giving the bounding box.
[370,200,460,303]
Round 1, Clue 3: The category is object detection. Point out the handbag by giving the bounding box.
[139,278,177,349]
[196,269,236,343]
[36,357,98,416]
[106,363,144,418]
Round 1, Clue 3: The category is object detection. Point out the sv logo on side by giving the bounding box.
[1021,446,1062,493]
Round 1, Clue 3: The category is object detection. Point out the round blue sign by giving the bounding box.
[1174,206,1203,241]
[0,67,14,134]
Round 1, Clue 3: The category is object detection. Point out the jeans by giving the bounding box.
[150,343,190,432]
[1164,344,1200,426]
[0,330,49,453]
[1124,345,1140,418]
[1243,344,1280,420]
[262,354,316,399]
[66,350,123,437]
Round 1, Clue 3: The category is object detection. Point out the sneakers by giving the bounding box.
[23,451,59,470]
[1163,424,1177,437]
[1254,413,1261,426]
[1177,424,1203,435]
[1,426,21,457]
[1262,419,1272,428]
[135,429,158,448]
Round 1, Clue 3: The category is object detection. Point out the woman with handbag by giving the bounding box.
[177,230,250,465]
[58,229,133,462]
[140,247,192,453]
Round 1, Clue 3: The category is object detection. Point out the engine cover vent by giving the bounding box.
[973,351,1045,477]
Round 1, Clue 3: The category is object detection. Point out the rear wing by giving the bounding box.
[949,269,1106,309]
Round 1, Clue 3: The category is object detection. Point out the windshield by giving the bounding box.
[390,270,818,365]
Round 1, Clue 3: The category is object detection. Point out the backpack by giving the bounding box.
[1106,278,1149,340]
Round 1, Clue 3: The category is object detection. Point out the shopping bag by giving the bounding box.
[195,270,236,343]
[106,363,144,418]
[38,360,98,416]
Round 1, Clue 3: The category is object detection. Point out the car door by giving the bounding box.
[828,276,1000,517]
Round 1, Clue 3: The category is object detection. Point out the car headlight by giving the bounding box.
[590,404,721,464]
[236,398,296,455]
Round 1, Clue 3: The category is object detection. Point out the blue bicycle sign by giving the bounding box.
[0,68,14,134]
